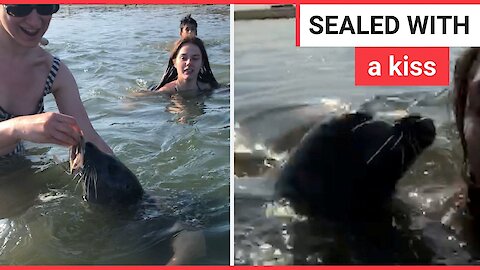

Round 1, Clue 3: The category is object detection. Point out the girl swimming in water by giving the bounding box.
[150,37,219,96]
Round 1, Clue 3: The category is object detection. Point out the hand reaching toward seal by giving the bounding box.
[12,112,82,147]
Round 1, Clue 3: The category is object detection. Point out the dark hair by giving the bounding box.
[453,48,480,218]
[453,48,480,166]
[153,37,219,90]
[180,14,197,30]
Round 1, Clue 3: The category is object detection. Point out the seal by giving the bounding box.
[70,138,144,205]
[275,112,436,221]
[68,138,207,265]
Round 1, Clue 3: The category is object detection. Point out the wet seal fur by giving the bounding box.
[275,112,436,221]
[69,141,206,264]
[72,141,144,205]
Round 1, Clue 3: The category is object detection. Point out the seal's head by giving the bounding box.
[275,112,436,221]
[352,114,436,199]
[71,141,144,206]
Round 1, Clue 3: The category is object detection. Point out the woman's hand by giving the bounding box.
[13,112,82,147]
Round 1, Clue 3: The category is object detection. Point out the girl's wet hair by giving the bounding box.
[453,48,480,165]
[453,48,480,218]
[152,37,219,91]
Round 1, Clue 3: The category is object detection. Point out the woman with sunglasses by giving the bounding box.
[0,4,112,156]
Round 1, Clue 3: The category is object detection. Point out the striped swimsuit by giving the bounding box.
[0,57,61,156]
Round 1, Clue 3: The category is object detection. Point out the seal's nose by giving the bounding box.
[415,118,436,148]
[395,115,436,149]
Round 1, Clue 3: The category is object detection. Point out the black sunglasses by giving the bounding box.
[4,4,59,17]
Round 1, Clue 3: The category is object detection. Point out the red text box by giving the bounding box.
[355,47,450,86]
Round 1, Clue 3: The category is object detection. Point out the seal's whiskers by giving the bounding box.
[73,171,83,192]
[52,155,71,174]
[390,131,404,150]
[84,166,98,200]
[93,169,99,199]
[401,146,405,168]
[84,171,90,201]
[351,120,375,133]
[367,134,395,164]
[67,140,145,205]
[74,177,83,192]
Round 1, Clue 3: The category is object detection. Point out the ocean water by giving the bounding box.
[0,5,230,265]
[234,18,477,265]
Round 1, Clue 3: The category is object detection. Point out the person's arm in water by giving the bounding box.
[155,81,177,95]
[51,61,113,155]
[198,81,213,91]
[0,61,112,156]
[167,229,206,265]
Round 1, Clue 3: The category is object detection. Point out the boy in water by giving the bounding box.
[180,14,197,39]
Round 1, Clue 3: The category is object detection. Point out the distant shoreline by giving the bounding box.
[234,5,295,21]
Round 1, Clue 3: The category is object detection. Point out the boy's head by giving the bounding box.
[180,14,197,39]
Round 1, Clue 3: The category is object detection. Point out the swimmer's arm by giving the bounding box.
[0,119,19,155]
[167,230,206,265]
[51,63,114,155]
[154,82,177,95]
[0,112,82,155]
[200,82,214,91]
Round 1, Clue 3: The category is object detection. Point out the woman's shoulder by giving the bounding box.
[44,50,78,95]
[156,81,177,94]
[25,47,56,68]
[198,81,214,91]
